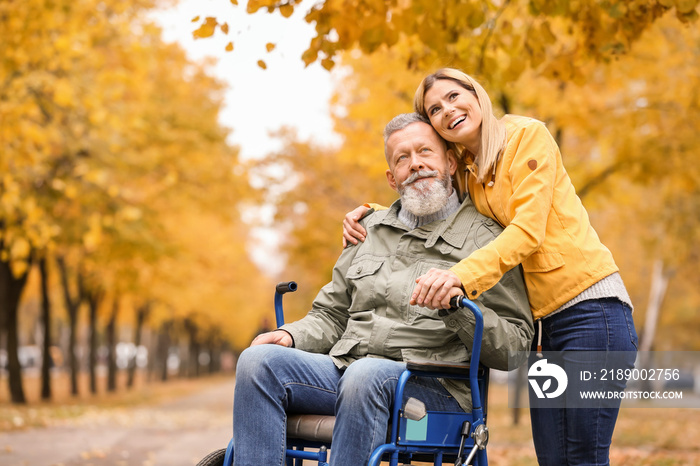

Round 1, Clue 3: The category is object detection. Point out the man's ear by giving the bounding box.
[386,169,398,192]
[446,149,458,176]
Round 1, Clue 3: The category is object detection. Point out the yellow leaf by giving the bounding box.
[65,185,78,199]
[676,0,698,14]
[10,237,31,261]
[191,16,200,22]
[321,58,335,71]
[83,215,103,251]
[121,206,142,221]
[302,48,318,66]
[257,60,267,69]
[279,4,294,18]
[230,0,238,4]
[193,17,218,39]
[266,42,276,52]
[225,42,234,52]
[53,79,73,107]
[221,23,229,34]
[10,260,28,279]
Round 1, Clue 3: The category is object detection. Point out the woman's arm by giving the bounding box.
[342,203,386,247]
[414,121,560,307]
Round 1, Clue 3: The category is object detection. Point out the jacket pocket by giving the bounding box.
[522,251,565,273]
[329,338,360,358]
[347,257,384,310]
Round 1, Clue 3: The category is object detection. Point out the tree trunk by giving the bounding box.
[39,257,52,400]
[639,259,674,392]
[127,303,149,388]
[86,289,103,395]
[640,259,672,353]
[106,298,119,392]
[155,320,172,382]
[57,257,83,396]
[0,259,30,404]
[185,319,199,378]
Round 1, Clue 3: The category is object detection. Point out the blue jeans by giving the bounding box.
[529,298,638,466]
[233,344,464,466]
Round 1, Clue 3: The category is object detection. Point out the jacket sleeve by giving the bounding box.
[280,238,358,353]
[441,266,534,370]
[450,121,559,299]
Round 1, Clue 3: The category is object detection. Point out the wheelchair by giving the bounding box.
[197,282,490,466]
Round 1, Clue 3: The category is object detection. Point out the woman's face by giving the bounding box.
[423,79,482,153]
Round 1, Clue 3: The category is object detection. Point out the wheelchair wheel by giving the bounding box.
[196,448,227,466]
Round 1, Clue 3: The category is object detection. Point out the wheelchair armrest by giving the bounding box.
[406,359,470,376]
[406,359,488,378]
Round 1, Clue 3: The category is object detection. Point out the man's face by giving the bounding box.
[385,121,458,216]
[385,122,457,193]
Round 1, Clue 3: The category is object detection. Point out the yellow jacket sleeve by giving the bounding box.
[452,118,559,299]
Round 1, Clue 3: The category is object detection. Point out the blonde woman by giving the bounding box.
[343,68,637,465]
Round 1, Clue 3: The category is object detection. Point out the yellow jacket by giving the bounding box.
[452,115,618,319]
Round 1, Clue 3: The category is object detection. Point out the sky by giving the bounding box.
[152,0,340,160]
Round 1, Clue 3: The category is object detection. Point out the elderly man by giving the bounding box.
[232,113,533,466]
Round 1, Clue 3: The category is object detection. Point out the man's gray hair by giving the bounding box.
[383,113,431,154]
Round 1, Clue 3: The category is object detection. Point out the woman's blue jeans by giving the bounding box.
[529,298,638,466]
[232,344,463,466]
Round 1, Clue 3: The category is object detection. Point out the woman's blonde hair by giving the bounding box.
[414,68,506,185]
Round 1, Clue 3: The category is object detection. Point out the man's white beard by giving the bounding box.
[399,170,452,217]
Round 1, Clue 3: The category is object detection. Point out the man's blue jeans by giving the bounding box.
[529,298,638,466]
[233,344,464,466]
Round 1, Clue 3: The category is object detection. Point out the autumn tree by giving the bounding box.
[197,1,697,79]
[2,0,271,402]
[249,6,700,353]
[507,12,700,350]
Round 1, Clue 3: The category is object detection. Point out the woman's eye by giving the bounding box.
[449,92,458,100]
[429,107,439,116]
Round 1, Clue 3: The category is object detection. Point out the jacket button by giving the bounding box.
[471,290,477,296]
[448,320,457,328]
[356,266,362,273]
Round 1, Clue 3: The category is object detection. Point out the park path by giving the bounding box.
[0,377,235,466]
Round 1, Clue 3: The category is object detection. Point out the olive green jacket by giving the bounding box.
[282,197,533,411]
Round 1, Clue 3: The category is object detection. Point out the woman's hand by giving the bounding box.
[251,330,293,347]
[410,268,464,309]
[342,205,370,248]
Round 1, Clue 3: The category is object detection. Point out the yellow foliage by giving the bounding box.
[192,17,218,39]
[2,0,270,347]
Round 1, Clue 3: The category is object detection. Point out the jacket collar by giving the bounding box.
[376,196,480,250]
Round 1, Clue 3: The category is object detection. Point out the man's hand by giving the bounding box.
[342,205,370,248]
[410,269,464,309]
[251,330,293,347]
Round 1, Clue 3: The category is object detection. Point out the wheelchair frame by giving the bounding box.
[211,281,489,466]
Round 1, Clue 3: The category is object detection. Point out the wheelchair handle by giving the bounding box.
[276,281,298,294]
[274,281,298,328]
[449,295,466,309]
[438,295,486,413]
